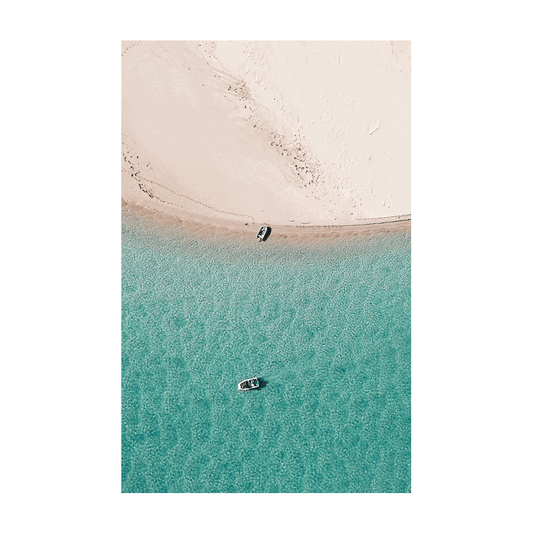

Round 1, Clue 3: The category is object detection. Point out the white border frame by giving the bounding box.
[101,19,431,514]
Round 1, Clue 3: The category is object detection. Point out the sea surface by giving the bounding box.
[121,210,411,492]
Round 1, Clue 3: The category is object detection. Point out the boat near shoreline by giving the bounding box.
[257,225,270,242]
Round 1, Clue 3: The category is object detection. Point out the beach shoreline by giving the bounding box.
[122,199,410,246]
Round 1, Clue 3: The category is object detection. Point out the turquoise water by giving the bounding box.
[121,211,411,492]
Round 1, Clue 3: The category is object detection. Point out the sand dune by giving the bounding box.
[122,41,410,231]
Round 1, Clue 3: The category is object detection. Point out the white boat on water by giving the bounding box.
[237,377,260,391]
[257,225,269,241]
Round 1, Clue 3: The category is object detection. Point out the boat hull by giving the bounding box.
[256,226,270,241]
[237,377,260,391]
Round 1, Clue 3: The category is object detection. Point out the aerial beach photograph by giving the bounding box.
[121,40,411,492]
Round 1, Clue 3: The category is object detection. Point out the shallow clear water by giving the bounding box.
[122,211,411,492]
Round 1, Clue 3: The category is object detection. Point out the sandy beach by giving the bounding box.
[122,41,410,238]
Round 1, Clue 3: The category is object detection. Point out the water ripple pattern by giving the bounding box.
[122,212,411,492]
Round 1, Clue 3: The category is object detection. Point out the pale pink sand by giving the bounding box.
[122,41,410,233]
